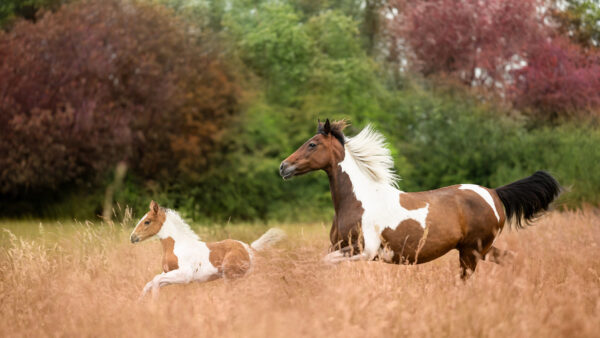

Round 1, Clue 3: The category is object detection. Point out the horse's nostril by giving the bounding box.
[280,162,286,171]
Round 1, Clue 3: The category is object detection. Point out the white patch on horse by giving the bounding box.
[156,210,220,280]
[459,184,500,222]
[339,126,429,260]
[130,212,149,237]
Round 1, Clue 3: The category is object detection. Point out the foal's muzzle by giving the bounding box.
[279,161,295,180]
[130,234,140,243]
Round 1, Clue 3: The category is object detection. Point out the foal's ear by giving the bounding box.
[149,200,159,214]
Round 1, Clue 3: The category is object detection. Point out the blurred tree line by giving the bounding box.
[0,0,599,221]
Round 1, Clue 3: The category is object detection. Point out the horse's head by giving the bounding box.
[280,119,347,179]
[130,200,167,243]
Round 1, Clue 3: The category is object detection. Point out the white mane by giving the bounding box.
[344,124,399,188]
[165,209,200,241]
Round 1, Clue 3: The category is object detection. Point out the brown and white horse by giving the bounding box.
[280,120,560,278]
[131,201,285,297]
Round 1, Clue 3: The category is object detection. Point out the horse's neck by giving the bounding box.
[156,213,201,245]
[328,165,358,214]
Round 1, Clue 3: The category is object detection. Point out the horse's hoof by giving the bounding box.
[323,251,344,263]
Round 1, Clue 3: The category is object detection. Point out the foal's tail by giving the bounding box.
[251,228,286,251]
[495,171,561,229]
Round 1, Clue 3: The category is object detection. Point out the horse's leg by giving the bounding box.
[459,248,479,280]
[324,241,360,263]
[324,250,369,264]
[484,246,513,264]
[324,233,380,264]
[140,269,194,299]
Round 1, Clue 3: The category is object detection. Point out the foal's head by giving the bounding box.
[130,200,166,243]
[280,119,347,179]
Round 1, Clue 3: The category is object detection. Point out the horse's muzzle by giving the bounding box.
[130,234,140,243]
[279,161,295,180]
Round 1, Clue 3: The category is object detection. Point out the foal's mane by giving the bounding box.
[345,124,399,188]
[165,209,200,240]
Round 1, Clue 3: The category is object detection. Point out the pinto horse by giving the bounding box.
[280,120,560,278]
[131,201,285,297]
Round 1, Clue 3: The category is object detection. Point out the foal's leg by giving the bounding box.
[140,269,194,298]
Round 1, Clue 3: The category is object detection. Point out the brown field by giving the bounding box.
[1,210,599,337]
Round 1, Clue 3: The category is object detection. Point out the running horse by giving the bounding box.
[279,120,561,278]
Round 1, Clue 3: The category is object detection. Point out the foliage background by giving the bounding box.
[1,0,599,222]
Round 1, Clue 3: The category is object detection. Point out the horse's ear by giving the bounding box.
[149,200,159,214]
[323,119,331,134]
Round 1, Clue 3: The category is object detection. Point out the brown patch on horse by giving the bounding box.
[399,193,428,210]
[381,219,424,263]
[160,237,179,272]
[452,187,506,277]
[206,240,251,279]
[489,188,507,226]
[328,168,365,251]
[455,187,505,245]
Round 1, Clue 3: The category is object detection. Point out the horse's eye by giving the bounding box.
[144,221,150,225]
[309,143,317,148]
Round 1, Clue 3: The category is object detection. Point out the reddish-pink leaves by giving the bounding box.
[388,0,600,120]
[0,0,238,195]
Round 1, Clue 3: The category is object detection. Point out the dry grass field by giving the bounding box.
[1,209,599,337]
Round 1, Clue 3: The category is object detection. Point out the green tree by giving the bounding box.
[552,0,600,48]
[0,0,68,28]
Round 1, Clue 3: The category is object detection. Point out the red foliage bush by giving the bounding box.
[512,38,600,120]
[0,0,238,196]
[389,0,600,121]
[389,0,547,87]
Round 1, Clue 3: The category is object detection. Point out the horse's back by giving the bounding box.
[403,184,504,233]
[382,184,504,263]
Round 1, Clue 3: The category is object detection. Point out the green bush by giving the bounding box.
[383,83,600,208]
[492,124,600,207]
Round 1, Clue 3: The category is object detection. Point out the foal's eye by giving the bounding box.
[144,221,150,225]
[308,143,317,148]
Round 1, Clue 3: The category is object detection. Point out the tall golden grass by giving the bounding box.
[1,210,599,337]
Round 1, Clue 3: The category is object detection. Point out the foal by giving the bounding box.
[131,201,285,297]
[280,119,561,278]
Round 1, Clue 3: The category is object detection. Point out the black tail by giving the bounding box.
[495,171,561,229]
